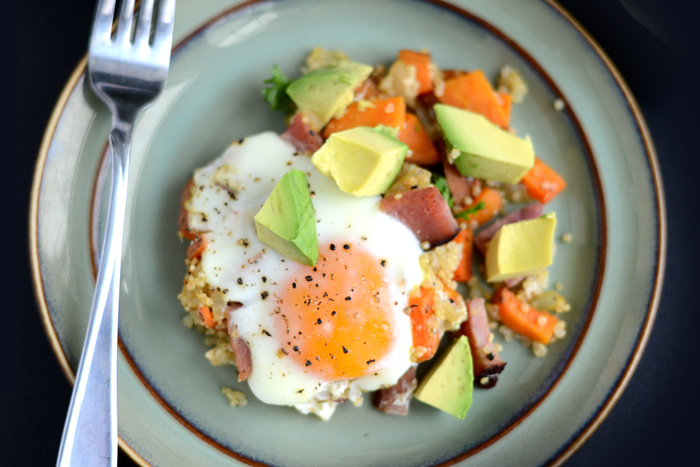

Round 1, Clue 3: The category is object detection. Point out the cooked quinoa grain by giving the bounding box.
[497,65,528,103]
[532,342,548,358]
[385,162,433,197]
[222,387,248,407]
[205,339,237,366]
[553,320,567,339]
[419,240,462,291]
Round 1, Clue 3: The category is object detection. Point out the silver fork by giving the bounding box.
[56,1,175,465]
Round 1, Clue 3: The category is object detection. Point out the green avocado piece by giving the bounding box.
[485,212,557,282]
[413,335,474,420]
[434,104,534,184]
[311,126,407,197]
[254,170,319,266]
[286,61,373,129]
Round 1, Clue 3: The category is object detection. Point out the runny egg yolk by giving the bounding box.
[275,243,401,381]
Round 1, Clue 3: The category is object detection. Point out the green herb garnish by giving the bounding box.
[432,174,453,208]
[262,65,295,114]
[455,201,485,220]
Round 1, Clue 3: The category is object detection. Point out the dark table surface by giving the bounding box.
[14,0,699,465]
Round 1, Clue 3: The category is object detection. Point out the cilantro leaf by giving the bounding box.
[454,201,485,220]
[432,174,453,209]
[262,65,295,114]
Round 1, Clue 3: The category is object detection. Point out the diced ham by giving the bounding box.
[473,203,543,255]
[226,303,251,382]
[441,69,469,81]
[281,112,324,154]
[372,366,418,415]
[414,92,441,141]
[503,276,526,289]
[380,186,459,247]
[441,148,476,210]
[186,235,207,261]
[230,337,252,382]
[354,78,381,100]
[457,298,506,388]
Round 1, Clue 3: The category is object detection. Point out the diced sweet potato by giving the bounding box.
[398,113,440,166]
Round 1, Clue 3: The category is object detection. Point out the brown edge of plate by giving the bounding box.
[28,0,665,466]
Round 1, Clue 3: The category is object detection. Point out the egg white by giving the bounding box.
[187,132,424,409]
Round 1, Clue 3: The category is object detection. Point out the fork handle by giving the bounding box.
[56,124,132,467]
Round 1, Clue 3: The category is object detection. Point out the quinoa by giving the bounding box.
[385,162,433,197]
[303,47,350,72]
[410,346,429,362]
[205,337,237,366]
[497,65,528,103]
[553,320,567,339]
[498,324,515,343]
[532,342,547,358]
[433,289,467,331]
[419,240,463,291]
[178,259,209,309]
[378,59,421,107]
[222,387,248,407]
[518,271,549,301]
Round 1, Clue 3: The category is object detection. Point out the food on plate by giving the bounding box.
[413,335,474,419]
[485,212,557,282]
[454,298,506,388]
[521,157,567,203]
[434,104,534,184]
[285,60,372,129]
[311,126,407,196]
[177,47,571,421]
[178,131,433,420]
[254,169,319,267]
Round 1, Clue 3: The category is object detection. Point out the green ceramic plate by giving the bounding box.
[31,0,664,465]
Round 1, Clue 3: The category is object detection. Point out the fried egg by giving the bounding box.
[186,132,424,416]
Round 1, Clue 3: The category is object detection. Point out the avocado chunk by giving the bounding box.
[254,169,319,266]
[311,126,408,197]
[485,212,556,282]
[434,104,534,184]
[413,335,474,419]
[286,61,373,129]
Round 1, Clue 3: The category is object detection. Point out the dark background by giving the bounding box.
[14,0,699,465]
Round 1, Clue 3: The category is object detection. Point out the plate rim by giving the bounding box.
[541,0,666,464]
[28,1,666,466]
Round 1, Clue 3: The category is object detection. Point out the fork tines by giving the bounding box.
[91,0,174,60]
